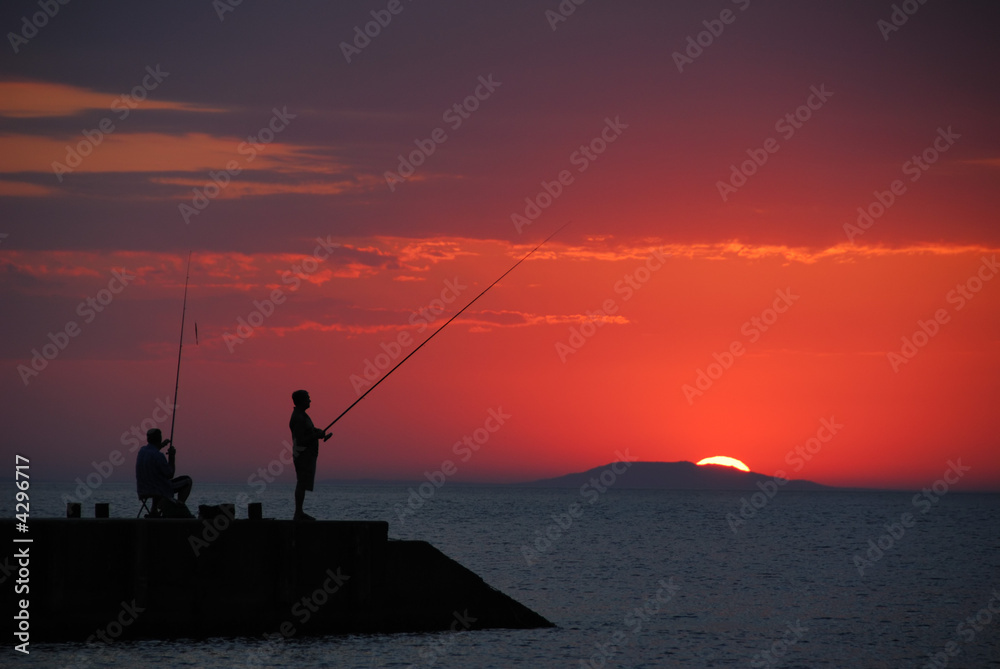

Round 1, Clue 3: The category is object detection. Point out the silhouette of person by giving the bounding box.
[136,428,193,516]
[289,389,331,521]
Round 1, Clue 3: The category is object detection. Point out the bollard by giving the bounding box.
[66,502,81,518]
[95,503,110,518]
[248,502,262,520]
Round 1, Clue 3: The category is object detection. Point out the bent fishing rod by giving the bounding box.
[167,251,193,449]
[323,222,567,433]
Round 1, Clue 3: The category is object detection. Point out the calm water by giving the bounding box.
[7,482,1000,668]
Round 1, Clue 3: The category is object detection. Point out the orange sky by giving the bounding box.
[3,241,998,489]
[1,1,998,490]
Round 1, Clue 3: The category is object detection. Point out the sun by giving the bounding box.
[696,456,750,472]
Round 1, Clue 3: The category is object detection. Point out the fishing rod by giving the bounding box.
[167,251,193,449]
[323,222,568,433]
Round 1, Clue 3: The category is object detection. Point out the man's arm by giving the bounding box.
[292,412,330,445]
[158,449,175,479]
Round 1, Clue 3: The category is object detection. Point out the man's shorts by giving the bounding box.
[293,449,318,491]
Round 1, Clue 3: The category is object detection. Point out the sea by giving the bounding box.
[7,481,1000,668]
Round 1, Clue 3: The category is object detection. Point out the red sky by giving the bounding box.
[1,1,998,490]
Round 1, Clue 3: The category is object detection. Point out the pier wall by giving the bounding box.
[3,519,552,641]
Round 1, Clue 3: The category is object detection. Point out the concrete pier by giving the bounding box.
[4,519,553,641]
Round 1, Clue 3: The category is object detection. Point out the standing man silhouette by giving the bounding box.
[289,389,331,521]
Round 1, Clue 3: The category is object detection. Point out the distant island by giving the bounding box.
[523,460,831,491]
[317,460,833,491]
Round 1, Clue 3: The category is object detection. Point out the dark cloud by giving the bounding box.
[0,0,997,253]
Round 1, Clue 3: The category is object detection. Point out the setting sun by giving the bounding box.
[696,456,750,472]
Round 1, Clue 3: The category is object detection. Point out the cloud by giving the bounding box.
[5,239,996,301]
[393,238,481,271]
[0,80,225,118]
[243,307,632,341]
[0,132,338,177]
[150,174,382,200]
[0,244,404,298]
[458,309,630,329]
[0,79,380,202]
[0,180,56,197]
[551,240,1000,265]
[960,158,1000,169]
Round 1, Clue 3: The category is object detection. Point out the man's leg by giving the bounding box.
[292,451,316,520]
[294,482,305,516]
[172,476,193,503]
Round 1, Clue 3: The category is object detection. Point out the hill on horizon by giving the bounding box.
[523,460,831,491]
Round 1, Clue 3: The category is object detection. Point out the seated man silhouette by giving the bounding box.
[136,428,193,517]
